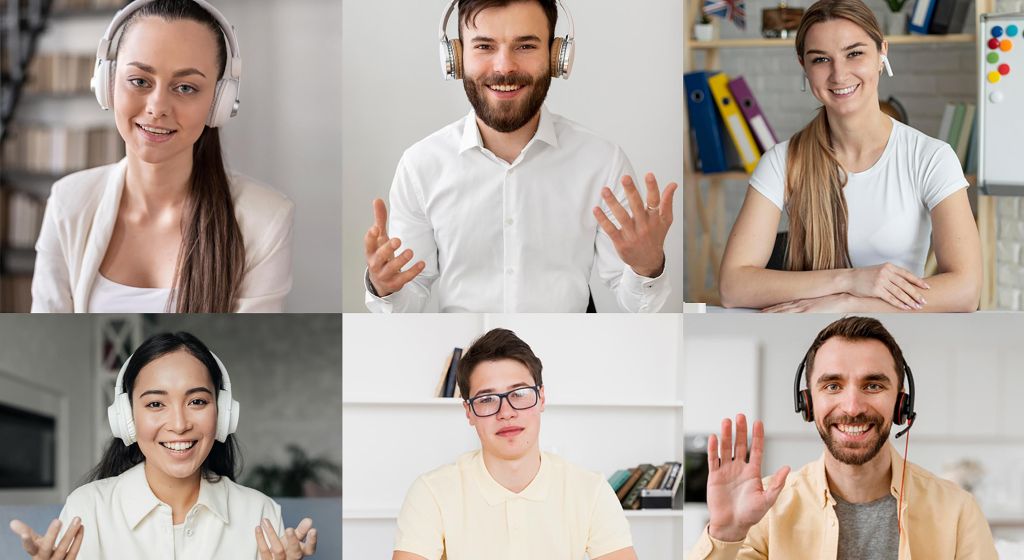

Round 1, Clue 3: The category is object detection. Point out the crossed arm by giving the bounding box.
[719,186,981,312]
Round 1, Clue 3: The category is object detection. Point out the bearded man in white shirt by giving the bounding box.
[363,0,677,313]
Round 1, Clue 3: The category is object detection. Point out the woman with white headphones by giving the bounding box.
[8,332,317,559]
[718,0,981,313]
[31,0,294,313]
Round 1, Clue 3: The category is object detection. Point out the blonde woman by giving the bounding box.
[719,0,981,312]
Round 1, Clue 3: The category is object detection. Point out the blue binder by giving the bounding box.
[684,71,728,173]
[908,0,938,34]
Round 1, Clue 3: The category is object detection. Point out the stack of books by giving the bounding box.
[937,102,978,175]
[2,190,44,249]
[609,461,683,510]
[25,53,95,94]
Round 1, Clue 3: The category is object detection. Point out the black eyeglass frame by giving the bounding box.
[464,384,542,417]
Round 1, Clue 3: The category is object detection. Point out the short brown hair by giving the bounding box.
[457,328,543,399]
[803,316,907,390]
[457,0,558,45]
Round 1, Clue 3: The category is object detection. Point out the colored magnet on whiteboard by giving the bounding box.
[1001,39,1013,52]
[990,91,1005,103]
[993,26,1004,37]
[988,52,1000,64]
[989,38,1001,49]
[988,71,1001,83]
[1008,25,1020,37]
[999,64,1011,75]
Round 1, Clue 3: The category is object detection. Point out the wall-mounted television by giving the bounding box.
[0,402,55,488]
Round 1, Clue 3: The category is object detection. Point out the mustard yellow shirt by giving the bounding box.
[394,450,633,560]
[688,443,997,560]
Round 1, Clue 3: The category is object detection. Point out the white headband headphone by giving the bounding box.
[90,0,243,128]
[107,348,240,446]
[438,0,575,81]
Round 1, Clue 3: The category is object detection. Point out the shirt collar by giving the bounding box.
[472,450,551,506]
[457,105,559,155]
[120,462,231,529]
[809,442,908,509]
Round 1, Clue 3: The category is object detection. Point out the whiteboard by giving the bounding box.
[979,12,1024,195]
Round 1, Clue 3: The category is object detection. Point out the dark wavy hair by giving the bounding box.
[118,0,245,312]
[88,332,241,482]
[457,328,544,400]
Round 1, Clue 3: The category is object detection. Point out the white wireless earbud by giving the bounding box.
[881,54,894,77]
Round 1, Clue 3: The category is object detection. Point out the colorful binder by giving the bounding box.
[909,0,938,35]
[708,72,761,173]
[684,71,729,173]
[728,76,778,153]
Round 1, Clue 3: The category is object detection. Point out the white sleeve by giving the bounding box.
[593,148,671,313]
[365,153,437,313]
[31,187,73,313]
[921,142,969,210]
[748,143,787,211]
[56,487,99,559]
[236,199,294,313]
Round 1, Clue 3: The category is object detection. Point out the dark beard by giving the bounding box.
[816,412,890,466]
[463,71,551,133]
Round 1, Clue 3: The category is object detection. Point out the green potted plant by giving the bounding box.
[243,445,342,497]
[884,0,910,35]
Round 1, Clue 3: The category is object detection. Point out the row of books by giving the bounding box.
[25,53,95,94]
[3,125,124,175]
[685,71,777,175]
[938,102,978,176]
[51,0,125,10]
[433,348,464,398]
[0,276,32,313]
[609,461,682,510]
[908,0,973,35]
[2,189,44,249]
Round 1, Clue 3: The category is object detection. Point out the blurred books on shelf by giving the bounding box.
[24,53,94,94]
[3,125,124,174]
[609,461,683,510]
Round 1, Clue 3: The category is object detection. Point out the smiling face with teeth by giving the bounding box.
[808,337,901,466]
[460,2,553,134]
[799,18,887,120]
[113,17,222,167]
[132,349,218,486]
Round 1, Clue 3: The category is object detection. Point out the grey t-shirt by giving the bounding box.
[834,494,899,560]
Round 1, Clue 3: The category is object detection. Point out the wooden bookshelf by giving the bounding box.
[683,0,998,308]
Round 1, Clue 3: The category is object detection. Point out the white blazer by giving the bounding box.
[31,159,294,313]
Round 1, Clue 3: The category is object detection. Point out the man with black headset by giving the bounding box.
[689,316,998,559]
[361,0,676,313]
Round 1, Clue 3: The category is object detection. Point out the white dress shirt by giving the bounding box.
[32,158,294,313]
[364,106,670,313]
[57,463,284,560]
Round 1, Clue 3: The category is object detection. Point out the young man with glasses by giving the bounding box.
[392,328,639,560]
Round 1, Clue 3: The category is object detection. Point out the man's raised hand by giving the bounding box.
[364,199,425,297]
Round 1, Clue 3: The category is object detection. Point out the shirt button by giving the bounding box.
[505,218,514,226]
[186,528,194,537]
[506,268,514,275]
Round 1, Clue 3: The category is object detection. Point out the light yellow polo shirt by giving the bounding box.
[687,443,998,560]
[394,450,633,560]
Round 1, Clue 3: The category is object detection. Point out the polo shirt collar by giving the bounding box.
[457,105,560,155]
[473,450,551,506]
[120,463,230,529]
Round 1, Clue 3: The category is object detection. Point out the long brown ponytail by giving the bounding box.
[120,0,244,312]
[786,0,884,271]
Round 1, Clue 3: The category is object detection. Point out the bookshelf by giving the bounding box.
[0,0,125,312]
[683,0,998,308]
[342,313,687,559]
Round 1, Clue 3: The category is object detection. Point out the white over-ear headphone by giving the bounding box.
[438,0,576,81]
[107,348,240,446]
[91,0,243,128]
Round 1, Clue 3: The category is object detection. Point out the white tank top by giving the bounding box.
[88,274,172,312]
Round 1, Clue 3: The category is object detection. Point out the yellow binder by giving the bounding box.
[708,73,761,174]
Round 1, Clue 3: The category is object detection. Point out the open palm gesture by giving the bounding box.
[706,414,790,542]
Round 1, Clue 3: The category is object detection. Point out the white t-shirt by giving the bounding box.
[749,117,968,276]
[57,462,284,560]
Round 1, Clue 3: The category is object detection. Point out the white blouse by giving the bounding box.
[32,158,294,313]
[57,463,284,560]
[88,274,172,313]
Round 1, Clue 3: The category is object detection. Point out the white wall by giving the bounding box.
[341,0,685,312]
[683,313,1024,541]
[21,0,342,312]
[342,313,686,558]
